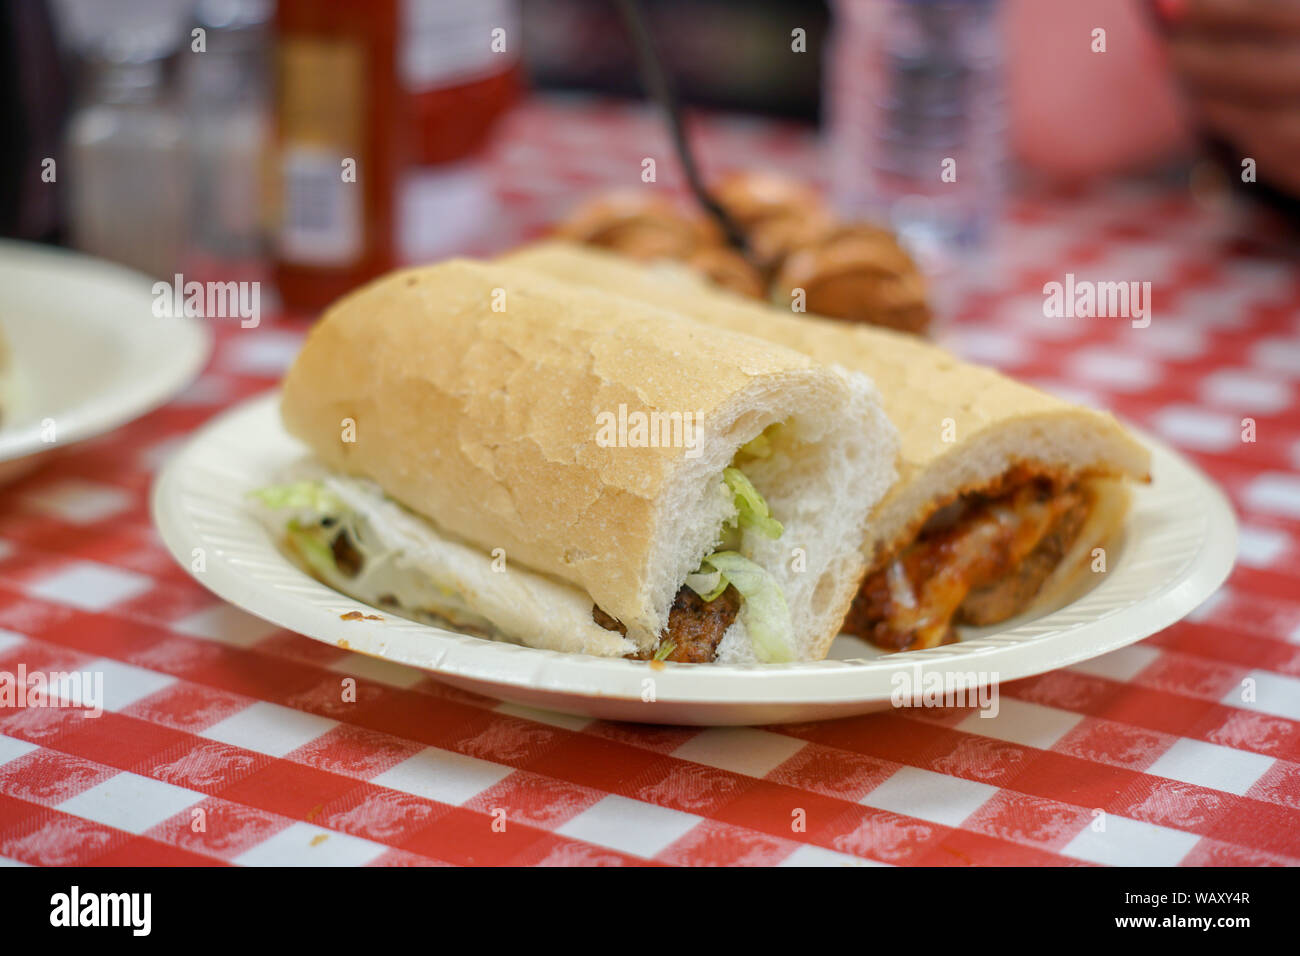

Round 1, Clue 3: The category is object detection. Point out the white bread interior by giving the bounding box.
[279,259,898,660]
[500,242,1152,570]
[716,369,895,663]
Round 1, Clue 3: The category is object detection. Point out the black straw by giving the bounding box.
[614,0,751,254]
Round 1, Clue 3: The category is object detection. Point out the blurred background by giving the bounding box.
[1,0,1293,317]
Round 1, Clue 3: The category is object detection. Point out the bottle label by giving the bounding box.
[401,0,519,92]
[276,38,365,266]
[279,146,362,265]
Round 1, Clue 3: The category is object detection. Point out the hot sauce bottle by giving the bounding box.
[272,0,403,313]
[398,1,520,260]
[402,0,519,167]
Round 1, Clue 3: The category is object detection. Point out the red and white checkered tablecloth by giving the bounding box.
[1,97,1298,867]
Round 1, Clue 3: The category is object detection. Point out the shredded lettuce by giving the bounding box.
[285,519,340,580]
[684,566,727,602]
[679,465,792,660]
[723,467,783,539]
[688,550,794,663]
[252,481,351,581]
[249,480,343,515]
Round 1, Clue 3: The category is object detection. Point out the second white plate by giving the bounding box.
[0,241,211,481]
[151,391,1236,726]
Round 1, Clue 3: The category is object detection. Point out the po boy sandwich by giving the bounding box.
[500,241,1152,651]
[255,259,898,664]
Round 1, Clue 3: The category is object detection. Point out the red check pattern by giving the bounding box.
[2,96,1299,867]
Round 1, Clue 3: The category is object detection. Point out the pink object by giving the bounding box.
[1152,0,1189,26]
[1007,0,1191,179]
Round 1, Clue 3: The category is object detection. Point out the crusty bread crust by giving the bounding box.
[281,259,895,658]
[501,242,1152,567]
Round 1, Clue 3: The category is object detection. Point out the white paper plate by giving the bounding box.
[0,241,211,482]
[151,391,1236,726]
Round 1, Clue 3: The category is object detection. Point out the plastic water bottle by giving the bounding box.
[826,0,1005,270]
